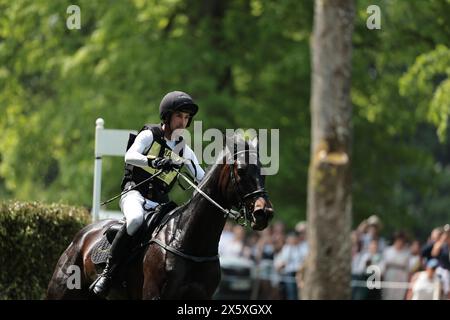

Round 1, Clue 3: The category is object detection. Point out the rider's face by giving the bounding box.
[169,111,190,130]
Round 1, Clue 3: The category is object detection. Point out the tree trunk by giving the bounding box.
[303,0,355,300]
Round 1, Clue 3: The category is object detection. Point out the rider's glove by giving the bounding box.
[149,157,180,172]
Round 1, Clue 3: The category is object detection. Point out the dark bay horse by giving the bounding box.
[47,136,274,299]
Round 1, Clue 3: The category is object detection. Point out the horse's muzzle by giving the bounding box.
[251,198,274,230]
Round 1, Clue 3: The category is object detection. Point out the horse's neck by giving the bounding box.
[176,163,228,256]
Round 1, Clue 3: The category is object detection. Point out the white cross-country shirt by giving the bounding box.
[125,129,205,183]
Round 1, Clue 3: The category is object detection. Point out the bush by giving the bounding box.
[0,201,90,299]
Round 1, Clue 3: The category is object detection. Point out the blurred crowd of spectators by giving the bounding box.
[351,215,450,300]
[219,220,307,300]
[218,215,450,300]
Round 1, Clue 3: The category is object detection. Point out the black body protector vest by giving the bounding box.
[121,124,185,203]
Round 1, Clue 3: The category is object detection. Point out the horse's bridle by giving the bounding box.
[229,150,268,226]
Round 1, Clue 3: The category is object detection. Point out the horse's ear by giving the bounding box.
[249,136,258,149]
[223,131,235,153]
[221,130,227,145]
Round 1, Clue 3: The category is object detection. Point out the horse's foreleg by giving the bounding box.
[141,246,166,300]
[141,265,162,300]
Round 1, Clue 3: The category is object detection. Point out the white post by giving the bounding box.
[92,118,104,222]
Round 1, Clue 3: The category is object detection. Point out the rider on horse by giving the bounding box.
[90,91,205,298]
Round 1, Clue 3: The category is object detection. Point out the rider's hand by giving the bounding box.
[151,158,180,171]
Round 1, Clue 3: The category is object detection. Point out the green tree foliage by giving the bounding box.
[352,0,450,237]
[400,45,450,141]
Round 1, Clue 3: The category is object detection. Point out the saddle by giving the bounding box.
[90,201,178,265]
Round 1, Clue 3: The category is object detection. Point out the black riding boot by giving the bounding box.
[89,224,133,298]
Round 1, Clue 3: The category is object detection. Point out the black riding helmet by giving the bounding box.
[159,91,199,128]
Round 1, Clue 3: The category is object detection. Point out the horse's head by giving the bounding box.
[222,134,274,231]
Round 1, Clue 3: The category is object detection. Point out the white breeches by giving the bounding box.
[119,190,159,236]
